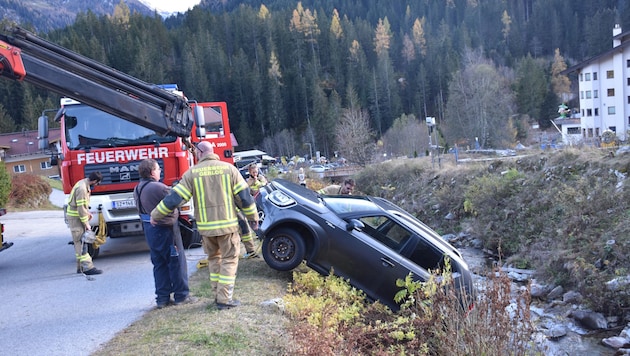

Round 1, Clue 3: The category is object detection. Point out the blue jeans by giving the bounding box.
[142,222,189,305]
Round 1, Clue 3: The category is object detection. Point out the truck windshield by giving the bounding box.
[63,104,177,149]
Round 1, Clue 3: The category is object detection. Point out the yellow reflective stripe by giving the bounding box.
[79,215,89,223]
[78,254,91,262]
[66,210,80,216]
[217,274,235,285]
[173,184,192,201]
[155,201,173,216]
[240,204,257,216]
[193,176,207,222]
[196,218,239,230]
[233,180,248,195]
[241,231,255,242]
[222,174,235,222]
[210,273,219,283]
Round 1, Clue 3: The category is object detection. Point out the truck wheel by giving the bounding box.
[87,243,100,259]
[180,222,202,249]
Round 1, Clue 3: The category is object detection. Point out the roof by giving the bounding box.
[234,149,267,160]
[562,28,630,75]
[0,128,61,157]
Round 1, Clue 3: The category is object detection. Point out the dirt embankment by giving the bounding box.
[356,147,630,315]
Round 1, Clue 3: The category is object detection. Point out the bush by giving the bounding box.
[285,266,534,355]
[9,173,52,208]
[0,162,11,207]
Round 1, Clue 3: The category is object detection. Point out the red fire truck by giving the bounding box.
[0,27,235,256]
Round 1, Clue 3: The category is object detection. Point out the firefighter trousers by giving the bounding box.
[203,232,240,304]
[68,217,95,271]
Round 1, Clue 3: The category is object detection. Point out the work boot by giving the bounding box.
[82,267,103,275]
[216,299,241,310]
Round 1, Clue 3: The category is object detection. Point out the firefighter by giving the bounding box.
[318,178,355,195]
[66,171,103,275]
[150,141,258,310]
[246,163,267,196]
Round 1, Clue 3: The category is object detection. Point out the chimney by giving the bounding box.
[613,24,622,48]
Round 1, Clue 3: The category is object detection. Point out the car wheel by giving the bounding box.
[179,219,202,249]
[262,228,306,271]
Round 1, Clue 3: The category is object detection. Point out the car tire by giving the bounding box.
[262,228,306,271]
[179,219,202,249]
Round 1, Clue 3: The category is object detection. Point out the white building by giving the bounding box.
[563,24,630,142]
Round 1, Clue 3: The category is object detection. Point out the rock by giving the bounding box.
[601,336,630,349]
[570,310,608,330]
[563,290,583,304]
[260,298,285,313]
[547,285,564,301]
[546,325,567,339]
[530,281,548,298]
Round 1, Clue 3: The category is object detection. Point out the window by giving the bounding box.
[594,90,599,98]
[608,88,615,96]
[608,106,616,115]
[586,109,592,116]
[585,91,591,99]
[359,216,411,252]
[593,72,598,80]
[567,127,580,134]
[585,73,591,81]
[595,108,599,116]
[40,161,51,170]
[627,59,630,67]
[609,126,617,133]
[580,73,584,81]
[627,77,630,86]
[13,165,25,173]
[580,91,584,99]
[607,70,614,79]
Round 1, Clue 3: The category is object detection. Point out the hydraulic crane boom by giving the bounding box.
[0,26,194,137]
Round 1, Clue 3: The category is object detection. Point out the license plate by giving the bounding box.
[112,199,136,209]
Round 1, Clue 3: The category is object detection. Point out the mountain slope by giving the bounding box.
[0,0,154,32]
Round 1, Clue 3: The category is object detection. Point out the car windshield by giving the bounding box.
[63,104,177,149]
[323,196,382,215]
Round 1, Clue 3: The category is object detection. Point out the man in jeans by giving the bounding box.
[151,141,258,310]
[134,159,194,309]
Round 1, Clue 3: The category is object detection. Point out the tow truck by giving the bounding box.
[0,26,234,256]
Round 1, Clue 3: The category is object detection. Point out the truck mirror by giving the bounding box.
[38,115,49,150]
[50,154,58,166]
[194,105,205,127]
[196,127,206,138]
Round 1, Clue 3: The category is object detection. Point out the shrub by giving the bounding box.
[9,173,52,208]
[0,162,11,206]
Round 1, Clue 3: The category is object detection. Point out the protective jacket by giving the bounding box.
[66,178,91,224]
[151,153,258,237]
[246,174,267,195]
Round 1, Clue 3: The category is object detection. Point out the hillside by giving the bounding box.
[356,146,630,315]
[0,0,153,31]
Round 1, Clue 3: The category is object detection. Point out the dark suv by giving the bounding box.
[255,179,473,311]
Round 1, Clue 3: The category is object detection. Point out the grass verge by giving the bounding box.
[93,253,294,356]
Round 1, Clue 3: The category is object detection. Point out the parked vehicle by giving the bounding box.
[255,179,473,311]
[309,164,327,173]
[0,208,11,253]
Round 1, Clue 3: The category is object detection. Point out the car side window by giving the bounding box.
[359,215,410,252]
[408,238,444,272]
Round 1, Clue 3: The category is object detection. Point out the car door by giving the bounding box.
[323,214,417,309]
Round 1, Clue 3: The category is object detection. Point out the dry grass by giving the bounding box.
[93,254,295,356]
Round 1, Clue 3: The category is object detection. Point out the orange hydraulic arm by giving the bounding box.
[0,26,195,137]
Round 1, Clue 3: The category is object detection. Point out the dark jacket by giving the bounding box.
[134,178,178,226]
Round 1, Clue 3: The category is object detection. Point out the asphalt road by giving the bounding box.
[0,198,204,356]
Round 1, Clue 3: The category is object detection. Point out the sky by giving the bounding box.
[140,0,202,14]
